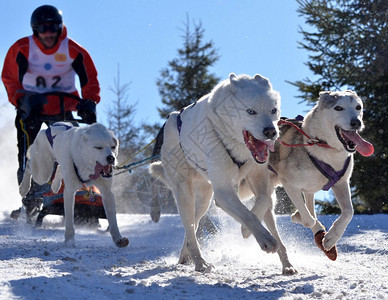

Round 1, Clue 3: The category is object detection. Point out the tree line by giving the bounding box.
[107,2,387,215]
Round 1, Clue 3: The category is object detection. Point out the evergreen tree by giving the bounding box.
[107,65,139,153]
[294,0,388,212]
[156,17,220,118]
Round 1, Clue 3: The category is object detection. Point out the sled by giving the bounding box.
[35,185,106,227]
[12,91,107,227]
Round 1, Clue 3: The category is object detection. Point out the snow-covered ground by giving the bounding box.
[1,105,387,299]
[0,211,387,300]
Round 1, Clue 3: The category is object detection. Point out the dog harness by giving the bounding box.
[176,109,207,172]
[308,154,351,191]
[278,116,334,149]
[269,115,350,191]
[176,107,246,172]
[44,123,91,184]
[45,123,72,148]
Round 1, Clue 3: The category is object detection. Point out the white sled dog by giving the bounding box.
[19,122,129,248]
[243,90,374,260]
[150,73,298,274]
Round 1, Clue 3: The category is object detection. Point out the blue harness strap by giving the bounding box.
[308,154,351,191]
[45,127,55,148]
[45,123,73,148]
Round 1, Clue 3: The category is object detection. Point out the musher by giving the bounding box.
[1,5,101,220]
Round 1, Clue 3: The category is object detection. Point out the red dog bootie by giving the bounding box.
[314,230,338,261]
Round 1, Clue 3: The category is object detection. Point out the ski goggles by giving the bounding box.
[33,23,62,34]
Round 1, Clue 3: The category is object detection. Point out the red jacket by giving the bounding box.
[2,26,100,115]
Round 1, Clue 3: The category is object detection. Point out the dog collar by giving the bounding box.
[308,154,351,191]
[73,162,91,184]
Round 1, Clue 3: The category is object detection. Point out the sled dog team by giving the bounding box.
[20,73,373,274]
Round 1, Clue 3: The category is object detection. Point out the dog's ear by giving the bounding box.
[113,136,119,149]
[229,73,237,81]
[253,74,271,89]
[108,129,119,151]
[319,91,338,108]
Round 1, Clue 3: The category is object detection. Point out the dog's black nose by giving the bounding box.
[107,154,115,164]
[350,118,361,130]
[263,127,276,139]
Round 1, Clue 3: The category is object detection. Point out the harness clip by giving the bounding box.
[306,138,320,145]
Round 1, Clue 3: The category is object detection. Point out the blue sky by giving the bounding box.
[0,0,314,126]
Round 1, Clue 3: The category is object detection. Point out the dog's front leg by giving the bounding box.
[303,192,325,235]
[244,172,297,274]
[19,160,32,197]
[63,187,76,246]
[283,185,316,228]
[323,180,353,251]
[99,184,129,248]
[211,181,278,253]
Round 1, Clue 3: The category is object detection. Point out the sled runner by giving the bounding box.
[11,91,106,226]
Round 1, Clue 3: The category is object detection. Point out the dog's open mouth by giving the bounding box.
[335,125,374,157]
[243,130,275,164]
[89,162,113,180]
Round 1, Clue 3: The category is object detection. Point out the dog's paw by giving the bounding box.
[322,228,340,251]
[314,230,337,261]
[65,239,76,248]
[257,231,278,253]
[194,259,214,273]
[115,237,129,248]
[150,207,160,223]
[282,266,298,275]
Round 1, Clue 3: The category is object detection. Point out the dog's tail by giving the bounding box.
[148,123,168,223]
[149,122,169,184]
[151,122,165,160]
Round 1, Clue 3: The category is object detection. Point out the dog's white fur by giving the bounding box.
[19,122,129,248]
[244,91,373,256]
[150,74,299,273]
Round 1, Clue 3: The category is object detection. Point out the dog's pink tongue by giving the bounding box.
[89,163,104,180]
[255,140,274,162]
[342,130,374,157]
[255,142,267,162]
[264,140,275,152]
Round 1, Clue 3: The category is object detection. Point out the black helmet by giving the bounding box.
[31,5,63,35]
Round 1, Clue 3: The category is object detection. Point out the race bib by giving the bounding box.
[22,36,77,93]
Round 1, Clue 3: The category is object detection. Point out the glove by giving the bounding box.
[77,100,97,124]
[17,94,48,120]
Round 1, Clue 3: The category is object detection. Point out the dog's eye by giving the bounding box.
[334,106,343,111]
[271,108,277,114]
[94,147,103,150]
[356,105,362,110]
[111,146,116,150]
[246,109,256,115]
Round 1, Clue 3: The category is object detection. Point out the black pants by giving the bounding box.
[15,111,75,185]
